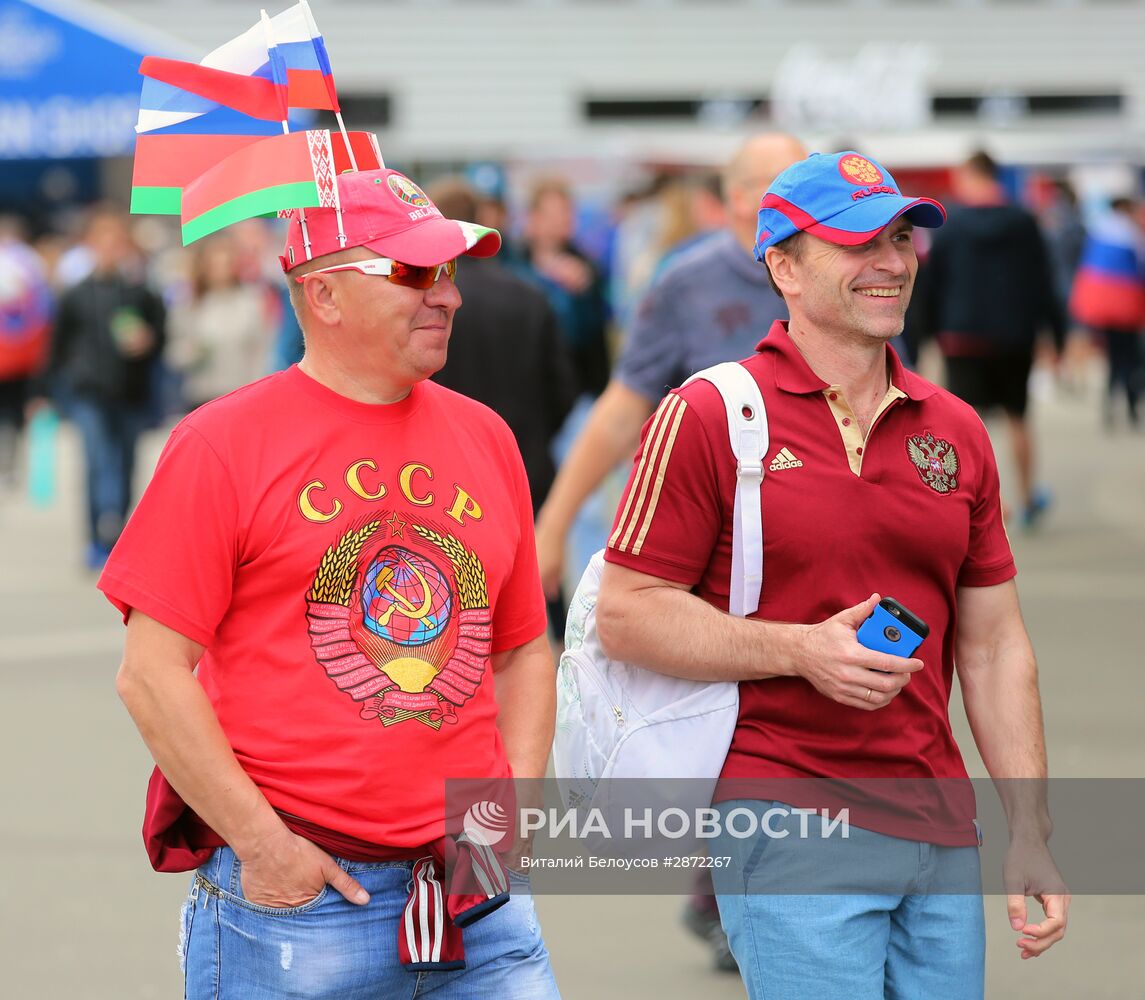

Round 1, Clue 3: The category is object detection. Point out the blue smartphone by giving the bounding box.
[856,598,929,658]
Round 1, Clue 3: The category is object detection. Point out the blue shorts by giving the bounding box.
[712,800,985,1000]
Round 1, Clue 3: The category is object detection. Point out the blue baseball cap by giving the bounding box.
[754,151,946,261]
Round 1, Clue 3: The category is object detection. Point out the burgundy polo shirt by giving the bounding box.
[605,321,1016,845]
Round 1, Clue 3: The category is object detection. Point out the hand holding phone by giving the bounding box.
[856,598,929,658]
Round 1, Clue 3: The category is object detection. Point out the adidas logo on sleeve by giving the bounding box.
[768,447,804,471]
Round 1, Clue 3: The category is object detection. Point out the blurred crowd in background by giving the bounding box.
[0,150,1142,577]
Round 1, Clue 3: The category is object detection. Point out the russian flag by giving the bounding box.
[215,1,340,113]
[135,2,338,136]
[138,58,286,124]
[277,0,341,112]
[1070,215,1145,331]
[137,7,279,134]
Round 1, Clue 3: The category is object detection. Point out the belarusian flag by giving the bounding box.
[180,130,381,244]
[130,108,281,216]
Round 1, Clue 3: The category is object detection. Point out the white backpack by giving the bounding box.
[554,362,768,812]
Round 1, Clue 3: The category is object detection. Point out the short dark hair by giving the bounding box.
[1110,196,1136,215]
[528,176,572,212]
[425,177,479,223]
[81,201,130,241]
[763,232,803,299]
[1052,179,1078,207]
[964,150,1000,180]
[690,170,723,203]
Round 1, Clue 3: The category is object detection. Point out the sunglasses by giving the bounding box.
[294,257,457,290]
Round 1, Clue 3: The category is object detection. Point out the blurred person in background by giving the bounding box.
[31,204,166,568]
[913,151,1065,529]
[221,218,306,374]
[1069,196,1145,430]
[534,131,805,972]
[611,171,728,329]
[648,173,714,268]
[1034,178,1090,391]
[53,225,98,288]
[428,178,579,633]
[534,133,805,601]
[655,171,728,269]
[609,172,675,327]
[520,175,613,611]
[521,176,610,401]
[31,231,70,290]
[465,162,517,260]
[267,285,306,372]
[230,219,285,293]
[168,233,273,411]
[1038,179,1087,317]
[0,217,52,489]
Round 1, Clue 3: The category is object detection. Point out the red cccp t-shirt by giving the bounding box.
[100,366,546,850]
[605,322,1016,845]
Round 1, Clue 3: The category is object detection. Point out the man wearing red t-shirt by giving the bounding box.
[101,170,559,998]
[597,152,1068,999]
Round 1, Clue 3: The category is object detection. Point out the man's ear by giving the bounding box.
[765,245,800,298]
[301,274,341,326]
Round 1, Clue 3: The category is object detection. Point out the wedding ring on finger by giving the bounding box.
[864,687,873,702]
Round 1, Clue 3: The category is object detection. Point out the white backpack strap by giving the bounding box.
[683,362,768,617]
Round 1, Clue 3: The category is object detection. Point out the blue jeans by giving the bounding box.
[68,395,148,550]
[181,846,559,1000]
[712,800,985,1000]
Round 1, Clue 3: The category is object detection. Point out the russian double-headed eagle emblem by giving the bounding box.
[906,432,959,494]
[838,154,884,186]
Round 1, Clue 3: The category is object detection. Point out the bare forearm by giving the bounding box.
[597,566,922,706]
[597,575,804,682]
[117,662,288,858]
[959,634,1052,839]
[494,637,557,780]
[536,381,651,534]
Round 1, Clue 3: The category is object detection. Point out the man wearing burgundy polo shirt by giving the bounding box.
[596,151,1068,999]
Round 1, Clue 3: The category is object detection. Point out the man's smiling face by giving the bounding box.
[784,218,919,345]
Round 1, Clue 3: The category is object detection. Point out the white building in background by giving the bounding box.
[97,0,1143,172]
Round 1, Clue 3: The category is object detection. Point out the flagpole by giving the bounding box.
[300,0,368,171]
[260,11,291,135]
[335,110,362,170]
[262,8,325,259]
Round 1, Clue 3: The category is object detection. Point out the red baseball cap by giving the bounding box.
[280,168,501,272]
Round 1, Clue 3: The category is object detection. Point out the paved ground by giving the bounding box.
[2,367,1143,998]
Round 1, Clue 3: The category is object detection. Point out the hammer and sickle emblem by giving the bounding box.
[374,559,434,627]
